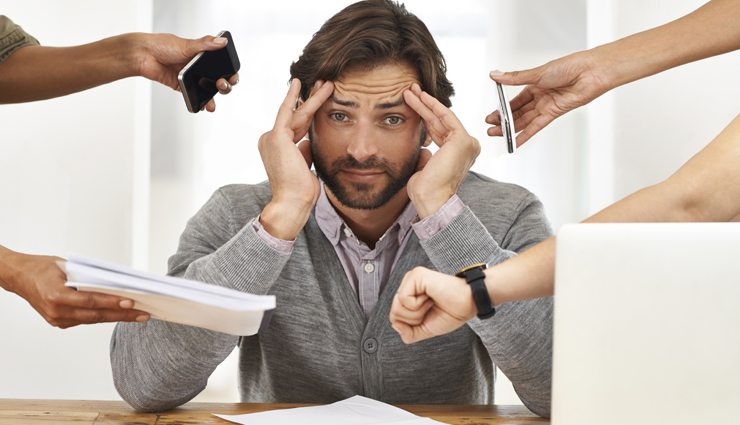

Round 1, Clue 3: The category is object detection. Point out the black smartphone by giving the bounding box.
[177,30,240,113]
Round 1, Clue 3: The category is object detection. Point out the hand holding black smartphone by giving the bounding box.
[178,30,241,113]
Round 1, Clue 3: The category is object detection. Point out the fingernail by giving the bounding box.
[490,70,504,77]
[213,37,227,44]
[234,76,239,85]
[136,315,150,322]
[119,300,134,309]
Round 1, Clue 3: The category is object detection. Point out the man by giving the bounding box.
[111,0,553,417]
[0,15,238,328]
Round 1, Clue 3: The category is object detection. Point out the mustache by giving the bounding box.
[331,156,394,173]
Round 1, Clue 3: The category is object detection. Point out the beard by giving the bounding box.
[311,138,419,210]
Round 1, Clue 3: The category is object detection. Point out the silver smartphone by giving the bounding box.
[494,82,516,154]
[177,30,240,113]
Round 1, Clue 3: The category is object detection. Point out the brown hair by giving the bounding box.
[290,0,454,107]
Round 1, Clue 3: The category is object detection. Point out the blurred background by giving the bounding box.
[1,0,738,405]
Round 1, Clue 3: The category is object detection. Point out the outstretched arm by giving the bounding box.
[392,114,740,342]
[487,0,740,145]
[0,32,238,110]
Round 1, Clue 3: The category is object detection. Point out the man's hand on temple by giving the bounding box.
[258,78,334,240]
[403,83,480,218]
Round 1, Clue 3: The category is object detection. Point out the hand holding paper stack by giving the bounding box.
[63,256,275,336]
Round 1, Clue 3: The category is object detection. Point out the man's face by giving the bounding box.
[311,62,426,210]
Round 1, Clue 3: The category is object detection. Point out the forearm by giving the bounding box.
[0,33,142,103]
[488,115,740,303]
[0,245,17,291]
[592,0,740,90]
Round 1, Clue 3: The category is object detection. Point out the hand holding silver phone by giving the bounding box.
[494,82,516,154]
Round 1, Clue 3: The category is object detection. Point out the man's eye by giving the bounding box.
[384,116,404,126]
[330,112,348,122]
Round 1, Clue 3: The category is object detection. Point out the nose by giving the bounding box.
[346,120,379,163]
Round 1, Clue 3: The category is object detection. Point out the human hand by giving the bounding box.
[134,33,240,112]
[258,79,335,240]
[487,50,611,146]
[390,266,476,344]
[403,83,480,218]
[0,250,149,329]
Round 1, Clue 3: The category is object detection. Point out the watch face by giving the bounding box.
[456,262,487,277]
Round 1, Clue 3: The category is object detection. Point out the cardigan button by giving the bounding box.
[363,338,378,354]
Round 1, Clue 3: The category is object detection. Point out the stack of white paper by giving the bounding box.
[214,396,447,425]
[63,255,275,336]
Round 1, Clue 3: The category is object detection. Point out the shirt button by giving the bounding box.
[363,338,378,354]
[364,262,375,273]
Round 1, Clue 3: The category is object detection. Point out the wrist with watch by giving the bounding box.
[455,262,496,319]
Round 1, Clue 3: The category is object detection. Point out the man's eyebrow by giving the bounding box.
[329,95,406,109]
[376,97,405,110]
[330,95,358,108]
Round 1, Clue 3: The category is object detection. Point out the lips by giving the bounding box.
[340,168,386,182]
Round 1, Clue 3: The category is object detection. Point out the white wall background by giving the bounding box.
[1,0,738,406]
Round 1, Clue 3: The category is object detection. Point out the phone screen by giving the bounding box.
[178,31,240,113]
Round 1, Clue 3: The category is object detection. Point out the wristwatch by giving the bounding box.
[456,263,496,319]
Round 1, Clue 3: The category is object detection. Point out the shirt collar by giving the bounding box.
[315,181,418,247]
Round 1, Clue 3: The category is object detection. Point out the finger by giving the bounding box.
[59,307,150,326]
[515,114,554,147]
[391,321,429,345]
[216,78,232,94]
[509,87,535,112]
[275,79,302,129]
[292,81,334,130]
[403,87,448,144]
[487,126,503,137]
[228,73,239,86]
[399,292,430,311]
[52,287,136,310]
[485,110,501,125]
[417,88,465,132]
[489,67,541,86]
[414,148,432,172]
[205,99,216,112]
[512,109,539,134]
[296,139,313,168]
[185,35,228,56]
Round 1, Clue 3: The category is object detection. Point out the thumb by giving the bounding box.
[415,148,433,172]
[297,139,313,169]
[185,35,228,56]
[489,66,541,86]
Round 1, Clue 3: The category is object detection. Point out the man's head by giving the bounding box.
[291,1,454,210]
[290,0,454,108]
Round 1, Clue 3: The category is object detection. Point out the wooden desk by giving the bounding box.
[0,399,549,424]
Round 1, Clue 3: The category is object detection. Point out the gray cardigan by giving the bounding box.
[110,171,554,417]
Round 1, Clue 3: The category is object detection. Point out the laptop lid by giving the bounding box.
[552,223,740,425]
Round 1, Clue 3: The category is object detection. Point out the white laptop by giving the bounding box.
[552,223,740,425]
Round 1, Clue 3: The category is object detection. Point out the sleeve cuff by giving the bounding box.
[251,217,294,255]
[412,194,465,241]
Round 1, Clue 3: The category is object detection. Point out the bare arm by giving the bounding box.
[488,0,740,145]
[392,114,740,343]
[0,32,237,110]
[489,113,740,304]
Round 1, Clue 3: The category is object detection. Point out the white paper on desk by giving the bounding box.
[214,395,448,425]
[63,255,275,336]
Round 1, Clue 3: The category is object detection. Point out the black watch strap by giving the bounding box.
[456,263,496,319]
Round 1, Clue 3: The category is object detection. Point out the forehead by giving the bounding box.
[332,62,420,107]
